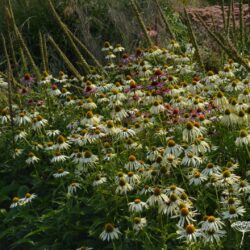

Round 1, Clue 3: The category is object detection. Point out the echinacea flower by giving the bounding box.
[200,216,225,232]
[235,129,250,147]
[132,217,147,231]
[147,187,169,206]
[128,198,148,212]
[53,168,70,178]
[26,152,40,165]
[99,223,121,241]
[116,179,133,194]
[177,224,202,242]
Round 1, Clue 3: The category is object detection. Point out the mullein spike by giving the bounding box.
[19,48,28,72]
[196,14,250,72]
[39,32,46,72]
[14,26,41,80]
[66,28,104,73]
[129,0,154,47]
[43,34,49,72]
[184,8,205,73]
[231,0,236,33]
[226,0,232,37]
[153,0,175,40]
[221,0,226,30]
[48,0,90,74]
[239,0,244,51]
[1,33,15,149]
[47,35,82,81]
[5,1,41,80]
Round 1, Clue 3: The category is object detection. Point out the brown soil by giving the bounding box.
[187,3,250,29]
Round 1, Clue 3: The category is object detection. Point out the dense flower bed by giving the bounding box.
[0,42,250,249]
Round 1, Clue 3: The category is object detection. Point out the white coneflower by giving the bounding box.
[15,111,31,126]
[32,115,48,130]
[26,152,40,165]
[182,122,202,143]
[200,216,225,232]
[220,109,238,127]
[51,151,69,163]
[111,106,128,121]
[115,179,133,194]
[222,206,246,219]
[124,139,142,150]
[225,79,243,92]
[221,196,241,208]
[165,185,185,196]
[46,129,60,137]
[172,206,198,227]
[10,197,21,208]
[117,128,136,139]
[67,182,81,195]
[177,224,202,242]
[238,89,250,103]
[235,129,250,147]
[0,109,10,124]
[158,197,179,216]
[93,176,107,187]
[13,148,24,158]
[181,152,202,167]
[213,91,229,108]
[188,137,211,155]
[231,221,250,247]
[132,217,147,231]
[147,187,169,206]
[80,111,100,127]
[124,155,141,171]
[162,154,180,169]
[140,185,153,195]
[104,120,121,135]
[128,198,148,212]
[219,66,234,78]
[110,89,127,102]
[234,180,250,194]
[102,41,113,51]
[53,168,70,178]
[164,139,183,157]
[237,110,248,125]
[14,130,28,141]
[103,152,117,161]
[45,141,55,151]
[99,223,121,242]
[188,169,207,185]
[113,44,125,53]
[202,229,226,244]
[81,98,97,110]
[202,163,221,176]
[146,146,161,161]
[21,192,37,205]
[54,135,70,150]
[149,101,165,114]
[80,150,98,166]
[216,170,240,186]
[126,171,140,186]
